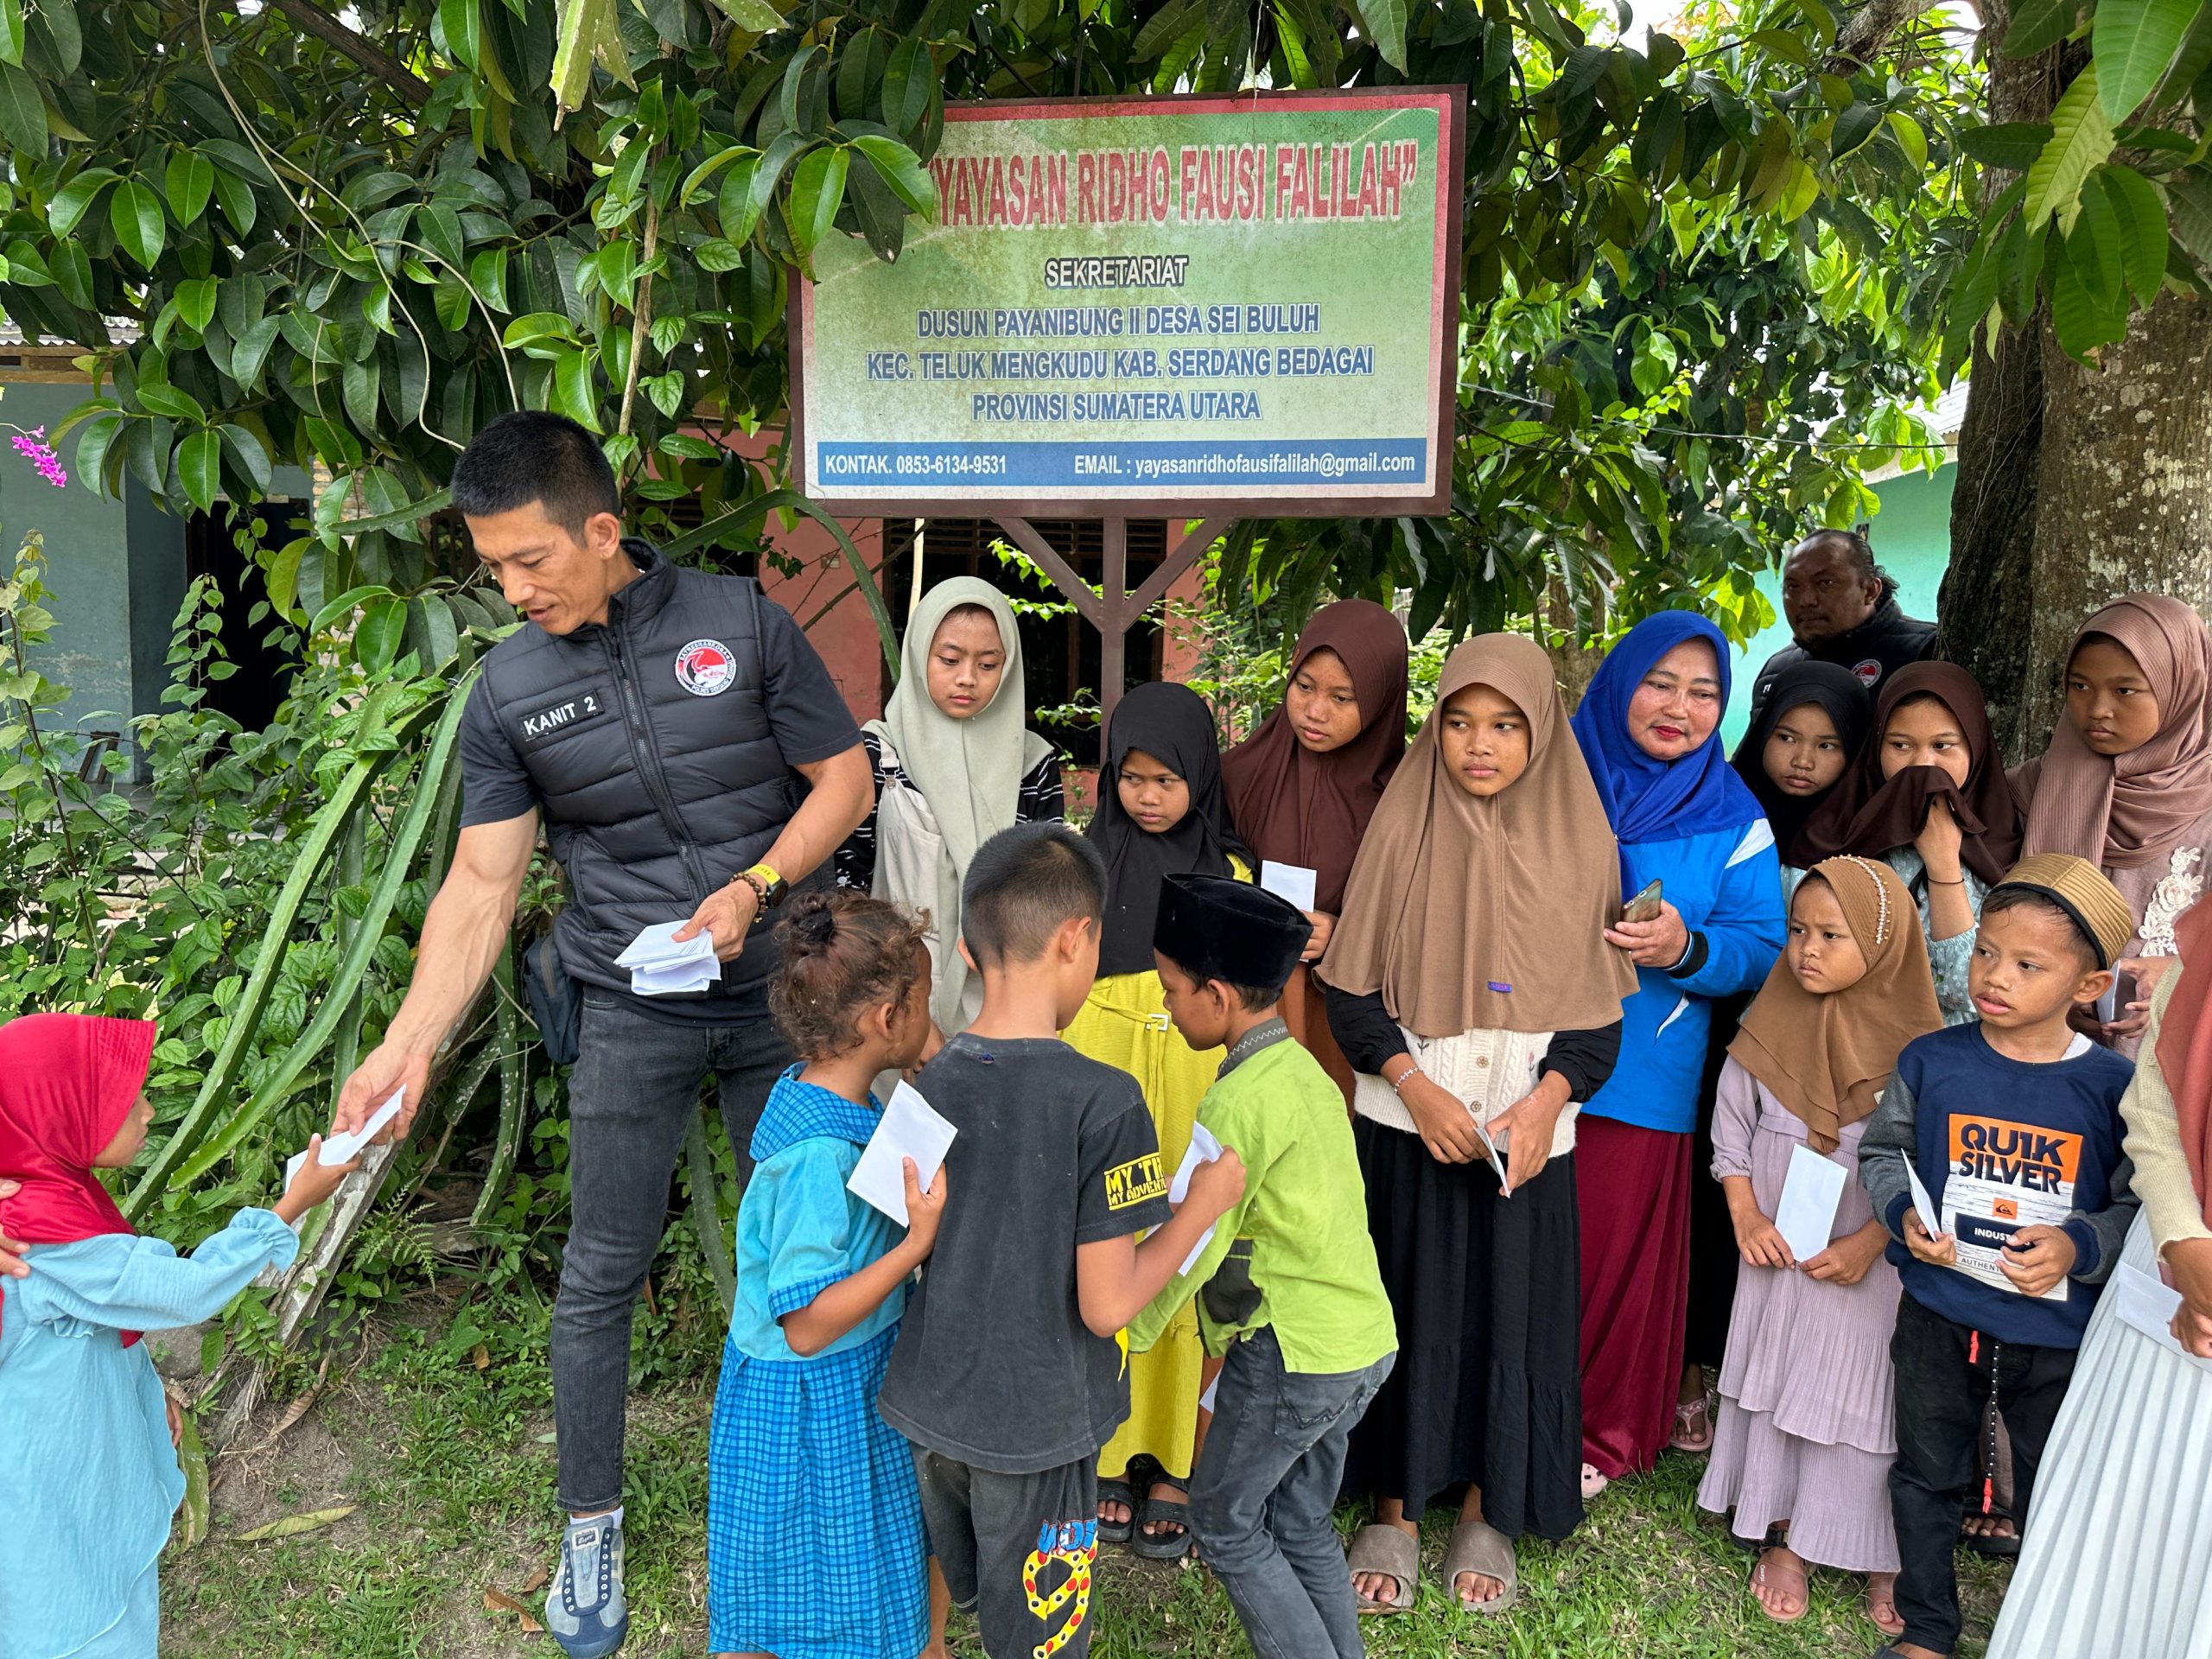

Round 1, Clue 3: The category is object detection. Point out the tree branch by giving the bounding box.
[1827,0,1940,73]
[264,0,432,105]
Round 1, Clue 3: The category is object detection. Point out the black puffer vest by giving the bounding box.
[472,541,804,1008]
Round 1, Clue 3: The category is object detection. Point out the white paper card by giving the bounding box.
[631,959,719,996]
[847,1081,957,1227]
[1775,1143,1849,1262]
[1901,1152,1941,1242]
[1198,1370,1220,1415]
[1260,861,1319,913]
[2113,1262,2212,1374]
[1168,1122,1224,1275]
[1473,1118,1512,1194]
[285,1088,404,1187]
[616,920,715,969]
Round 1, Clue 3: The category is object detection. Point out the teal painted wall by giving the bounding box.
[1719,463,1955,747]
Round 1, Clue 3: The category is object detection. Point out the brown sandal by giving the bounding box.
[1442,1519,1517,1614]
[1670,1389,1717,1452]
[1751,1543,1810,1624]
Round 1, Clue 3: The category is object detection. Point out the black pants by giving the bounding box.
[914,1449,1097,1659]
[1888,1295,2077,1655]
[550,991,792,1512]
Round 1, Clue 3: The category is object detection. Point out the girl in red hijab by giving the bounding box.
[0,1013,355,1657]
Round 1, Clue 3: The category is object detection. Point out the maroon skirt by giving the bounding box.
[1576,1115,1694,1478]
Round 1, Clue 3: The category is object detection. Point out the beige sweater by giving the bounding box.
[2122,971,2212,1256]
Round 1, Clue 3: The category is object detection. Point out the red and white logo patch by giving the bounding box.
[675,639,736,696]
[1853,658,1883,687]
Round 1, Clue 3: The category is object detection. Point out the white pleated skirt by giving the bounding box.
[1986,1210,2212,1659]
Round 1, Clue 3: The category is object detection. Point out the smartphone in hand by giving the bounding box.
[1623,879,1664,925]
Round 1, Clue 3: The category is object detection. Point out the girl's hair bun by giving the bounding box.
[783,890,840,953]
[768,892,931,1062]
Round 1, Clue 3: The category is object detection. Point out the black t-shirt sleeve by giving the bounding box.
[1074,1088,1173,1243]
[758,593,863,766]
[457,676,542,829]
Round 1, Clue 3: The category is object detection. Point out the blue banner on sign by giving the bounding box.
[813,438,1429,490]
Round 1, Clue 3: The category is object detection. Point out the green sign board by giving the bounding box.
[794,89,1463,517]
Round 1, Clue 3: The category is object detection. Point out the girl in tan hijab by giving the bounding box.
[2017,594,2212,1047]
[1696,855,1942,1636]
[1318,634,1634,1618]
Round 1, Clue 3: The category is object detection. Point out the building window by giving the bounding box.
[876,518,1166,766]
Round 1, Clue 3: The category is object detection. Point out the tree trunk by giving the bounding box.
[1937,13,2212,760]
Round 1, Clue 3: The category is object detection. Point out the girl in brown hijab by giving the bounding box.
[2016,594,2212,1046]
[1796,662,2024,1024]
[1318,634,1633,1618]
[1697,855,1942,1634]
[1222,599,1408,1099]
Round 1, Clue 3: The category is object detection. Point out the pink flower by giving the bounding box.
[11,426,67,488]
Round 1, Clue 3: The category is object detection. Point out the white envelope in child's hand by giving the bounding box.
[1168,1123,1225,1275]
[1775,1143,1850,1263]
[1260,861,1319,914]
[848,1081,957,1226]
[283,1087,405,1191]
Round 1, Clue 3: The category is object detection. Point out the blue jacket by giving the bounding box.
[1581,821,1787,1135]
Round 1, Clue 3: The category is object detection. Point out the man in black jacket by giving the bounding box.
[1745,529,1938,728]
[333,412,871,1658]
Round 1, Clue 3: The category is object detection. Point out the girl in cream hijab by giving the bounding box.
[832,577,1061,1037]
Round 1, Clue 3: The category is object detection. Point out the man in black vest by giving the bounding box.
[334,412,870,1659]
[1745,528,1938,728]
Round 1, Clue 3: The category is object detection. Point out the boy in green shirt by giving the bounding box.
[1130,873,1398,1659]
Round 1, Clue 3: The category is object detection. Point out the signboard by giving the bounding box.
[793,89,1464,517]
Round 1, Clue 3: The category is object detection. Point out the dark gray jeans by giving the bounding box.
[1189,1327,1395,1659]
[551,990,791,1513]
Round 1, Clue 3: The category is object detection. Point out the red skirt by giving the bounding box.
[1576,1114,1694,1478]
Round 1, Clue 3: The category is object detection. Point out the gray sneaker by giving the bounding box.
[544,1514,628,1658]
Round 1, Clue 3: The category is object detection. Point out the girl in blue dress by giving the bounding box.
[709,893,949,1659]
[0,1012,356,1657]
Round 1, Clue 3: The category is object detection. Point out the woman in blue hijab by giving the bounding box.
[1568,611,1787,1496]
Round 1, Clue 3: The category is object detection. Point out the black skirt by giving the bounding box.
[1341,1116,1585,1541]
[1684,993,1750,1370]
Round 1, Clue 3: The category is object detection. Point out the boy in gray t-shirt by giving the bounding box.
[877,824,1243,1659]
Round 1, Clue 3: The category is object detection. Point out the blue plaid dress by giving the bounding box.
[707,1070,928,1659]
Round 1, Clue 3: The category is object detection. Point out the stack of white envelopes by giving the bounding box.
[617,920,719,995]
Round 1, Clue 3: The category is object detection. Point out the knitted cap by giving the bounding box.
[1993,853,2136,969]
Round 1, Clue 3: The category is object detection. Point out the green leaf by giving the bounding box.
[219,423,273,493]
[785,143,849,261]
[679,142,755,207]
[1831,100,1881,159]
[2025,66,2115,231]
[420,200,467,271]
[440,0,480,67]
[110,178,165,267]
[0,0,22,67]
[210,167,257,236]
[1885,111,1928,173]
[352,600,406,675]
[501,310,576,346]
[717,152,765,244]
[1959,122,2054,170]
[73,411,123,493]
[1351,0,1410,69]
[2004,0,2079,59]
[1749,28,1809,64]
[46,165,117,236]
[342,353,381,430]
[1630,325,1678,397]
[553,347,601,429]
[2098,164,2170,302]
[136,381,207,423]
[27,0,79,75]
[880,35,932,134]
[0,59,46,155]
[2094,0,2196,121]
[178,429,220,513]
[706,0,784,27]
[230,315,283,392]
[851,133,936,218]
[2050,238,2129,360]
[2069,172,2124,307]
[175,276,218,333]
[165,149,215,226]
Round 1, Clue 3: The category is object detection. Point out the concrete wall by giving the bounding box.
[1719,464,1955,747]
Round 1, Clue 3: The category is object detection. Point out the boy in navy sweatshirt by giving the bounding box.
[1859,853,2140,1659]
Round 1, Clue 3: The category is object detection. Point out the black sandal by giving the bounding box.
[1131,1459,1195,1563]
[1096,1472,1137,1547]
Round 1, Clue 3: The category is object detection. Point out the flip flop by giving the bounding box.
[1670,1389,1717,1453]
[1442,1518,1517,1615]
[1096,1473,1136,1547]
[1866,1573,1904,1637]
[1751,1545,1810,1624]
[1347,1522,1420,1615]
[1961,1508,2021,1559]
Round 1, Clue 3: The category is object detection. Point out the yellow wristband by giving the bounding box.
[744,863,782,887]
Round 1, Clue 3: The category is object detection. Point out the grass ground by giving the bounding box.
[162,1293,2013,1658]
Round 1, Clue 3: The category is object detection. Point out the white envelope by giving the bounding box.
[1260,861,1319,913]
[847,1081,957,1226]
[1169,1123,1225,1275]
[616,920,715,969]
[631,959,719,996]
[285,1087,404,1188]
[1901,1152,1942,1239]
[2113,1262,2212,1375]
[1774,1143,1849,1262]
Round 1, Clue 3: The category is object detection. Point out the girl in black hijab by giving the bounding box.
[1070,682,1253,1558]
